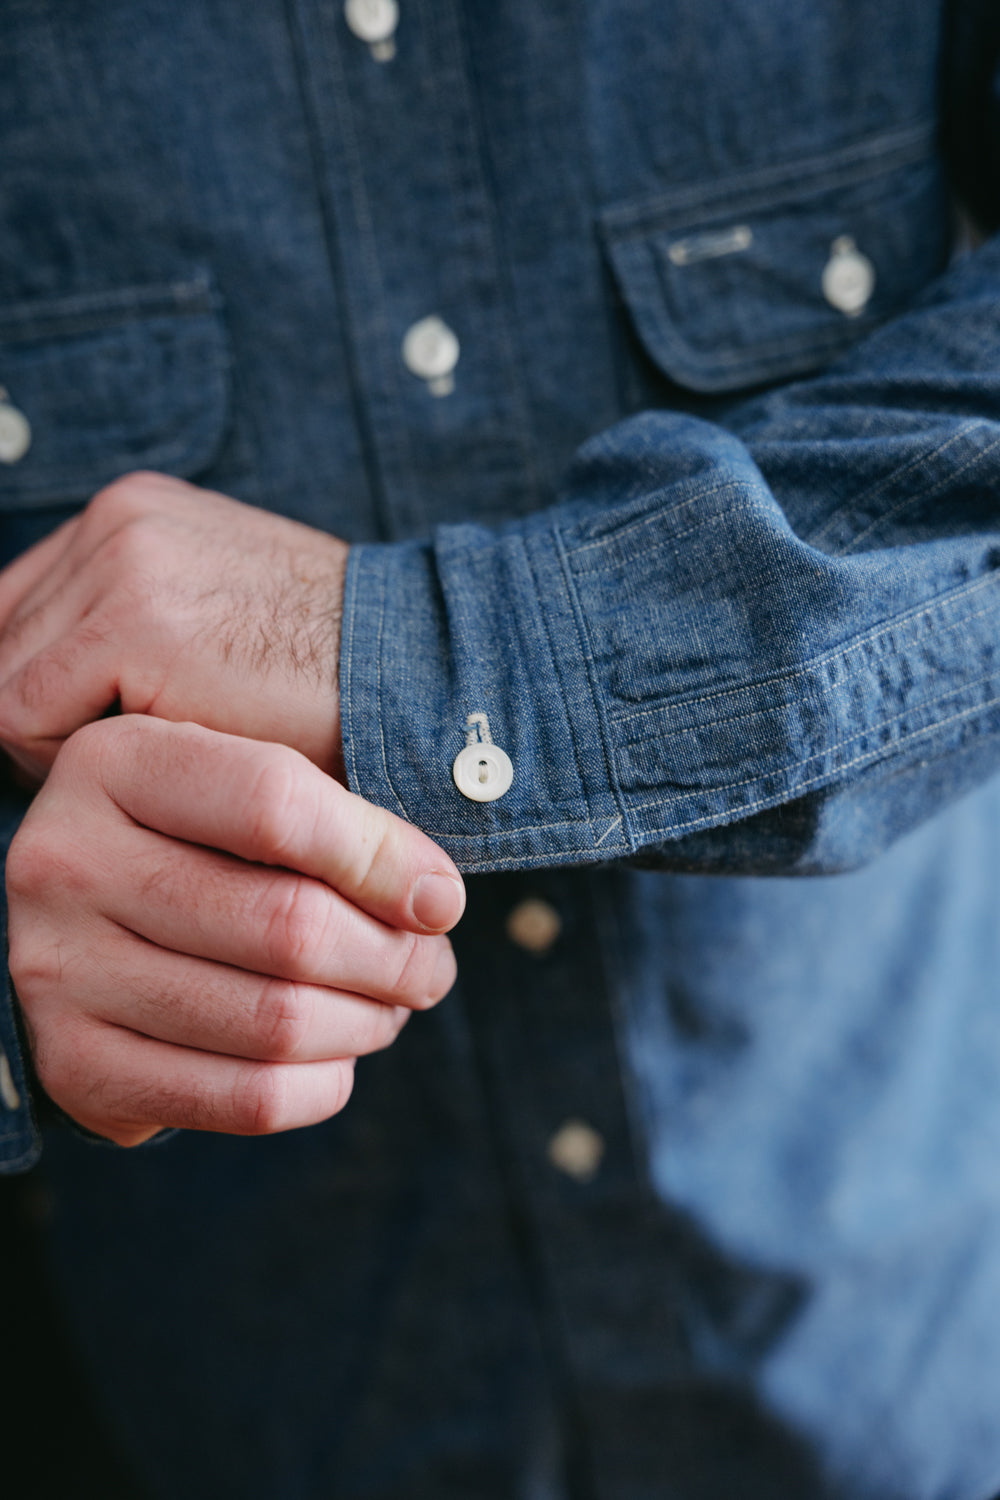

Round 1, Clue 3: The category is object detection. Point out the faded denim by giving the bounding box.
[1,2,1000,1497]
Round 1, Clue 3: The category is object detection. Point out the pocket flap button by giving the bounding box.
[821,236,875,317]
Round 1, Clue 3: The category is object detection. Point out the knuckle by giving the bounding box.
[88,471,162,524]
[245,756,303,862]
[386,931,438,1006]
[350,816,394,900]
[58,714,117,777]
[253,978,313,1062]
[5,824,51,902]
[101,515,159,572]
[5,651,67,720]
[7,931,61,1003]
[261,877,333,978]
[231,1062,290,1136]
[6,822,82,906]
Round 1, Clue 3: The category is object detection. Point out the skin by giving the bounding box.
[0,474,465,1144]
[0,471,353,780]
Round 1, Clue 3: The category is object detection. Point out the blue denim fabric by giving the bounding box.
[1,2,1000,1496]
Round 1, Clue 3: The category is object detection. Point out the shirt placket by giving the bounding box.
[283,6,683,1490]
[286,0,542,538]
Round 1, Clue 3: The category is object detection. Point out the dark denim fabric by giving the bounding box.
[1,2,1000,1496]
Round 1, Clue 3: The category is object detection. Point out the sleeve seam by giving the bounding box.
[610,569,1000,728]
[625,687,1000,825]
[550,525,634,848]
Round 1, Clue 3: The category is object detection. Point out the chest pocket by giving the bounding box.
[600,121,951,394]
[0,275,229,512]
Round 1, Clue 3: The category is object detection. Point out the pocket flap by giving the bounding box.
[0,275,229,508]
[600,123,950,394]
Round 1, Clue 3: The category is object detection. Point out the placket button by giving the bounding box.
[402,315,460,396]
[344,0,399,60]
[821,235,876,317]
[506,898,562,954]
[0,390,32,465]
[547,1119,605,1182]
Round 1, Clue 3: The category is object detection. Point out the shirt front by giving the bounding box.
[2,4,1000,1497]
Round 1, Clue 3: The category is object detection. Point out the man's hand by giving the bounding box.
[5,716,465,1146]
[0,471,350,782]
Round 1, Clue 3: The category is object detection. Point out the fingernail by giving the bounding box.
[412,872,466,932]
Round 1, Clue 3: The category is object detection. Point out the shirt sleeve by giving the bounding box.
[341,230,1000,877]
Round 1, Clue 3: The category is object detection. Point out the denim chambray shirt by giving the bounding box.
[2,3,1000,1497]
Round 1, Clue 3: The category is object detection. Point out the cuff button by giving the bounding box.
[452,741,514,802]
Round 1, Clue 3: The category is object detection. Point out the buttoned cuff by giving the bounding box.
[341,409,1000,878]
[341,524,632,873]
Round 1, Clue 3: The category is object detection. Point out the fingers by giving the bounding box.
[99,716,466,934]
[0,561,130,780]
[102,829,457,1010]
[76,928,411,1062]
[42,1021,358,1145]
[0,624,123,780]
[5,712,463,1146]
[0,512,80,634]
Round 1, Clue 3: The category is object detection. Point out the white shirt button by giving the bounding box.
[547,1119,605,1182]
[506,898,562,954]
[821,236,876,317]
[402,316,460,396]
[0,393,32,465]
[344,0,399,58]
[452,740,514,802]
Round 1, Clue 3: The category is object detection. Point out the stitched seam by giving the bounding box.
[808,422,988,549]
[835,432,1000,555]
[566,479,746,556]
[372,561,409,820]
[418,816,628,841]
[343,550,361,792]
[613,593,1000,733]
[552,526,633,847]
[609,571,1000,726]
[515,534,592,825]
[448,846,630,872]
[434,1,545,511]
[653,319,878,373]
[618,667,1000,780]
[625,690,1000,822]
[0,277,215,340]
[412,682,997,855]
[607,499,757,559]
[315,2,418,527]
[594,816,624,847]
[602,120,934,235]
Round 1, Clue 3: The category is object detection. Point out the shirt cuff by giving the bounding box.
[340,411,1000,877]
[341,523,631,873]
